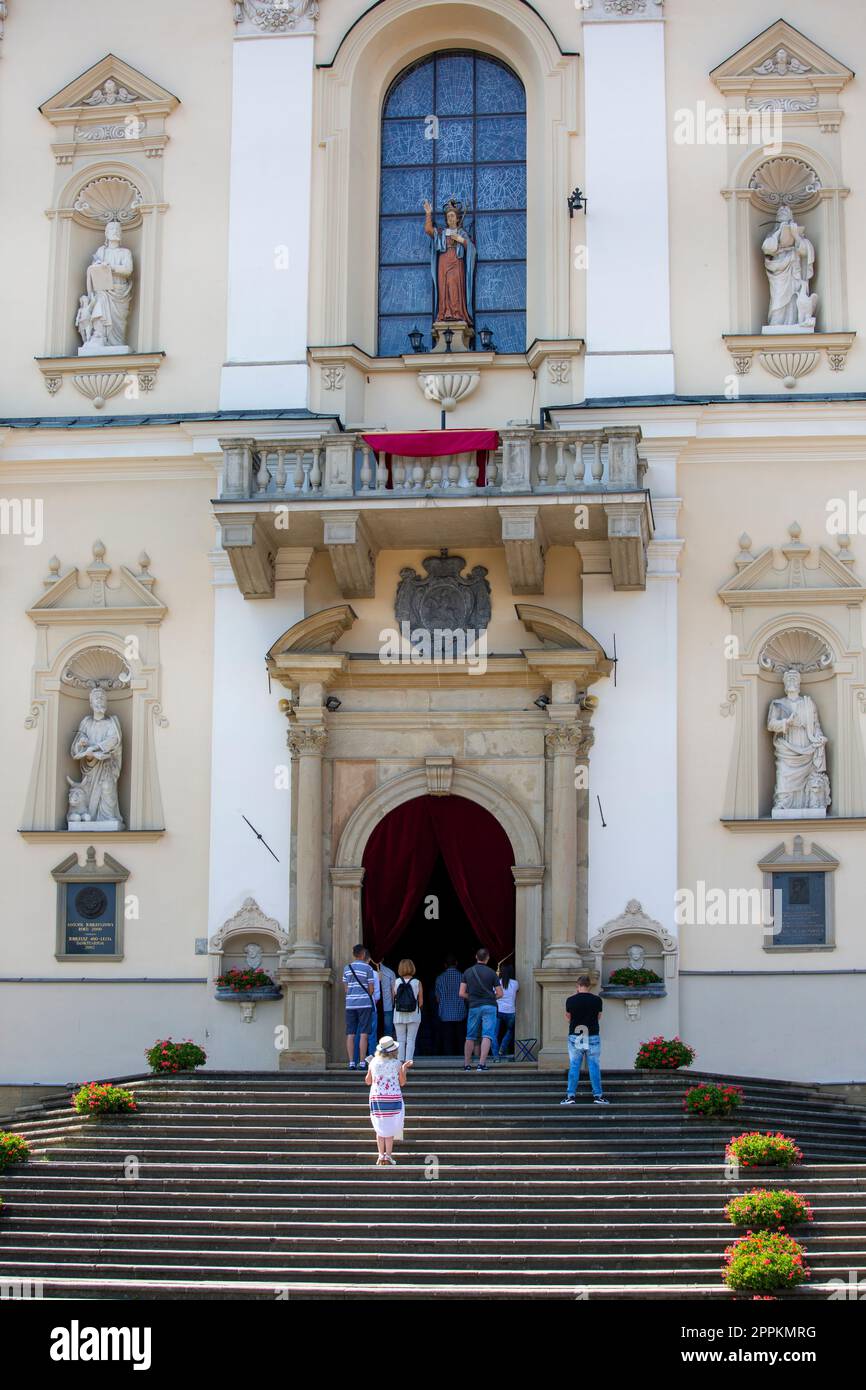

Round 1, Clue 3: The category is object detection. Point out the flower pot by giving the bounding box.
[602,985,666,998]
[215,986,283,1001]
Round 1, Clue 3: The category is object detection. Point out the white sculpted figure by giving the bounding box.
[767,668,831,817]
[761,205,817,330]
[626,944,646,970]
[68,686,124,829]
[77,220,134,354]
[244,944,264,970]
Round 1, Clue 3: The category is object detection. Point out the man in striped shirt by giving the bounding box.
[343,943,375,1070]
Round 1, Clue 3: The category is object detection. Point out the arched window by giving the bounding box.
[378,50,527,358]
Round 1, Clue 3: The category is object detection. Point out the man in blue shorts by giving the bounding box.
[343,942,375,1070]
[459,947,503,1072]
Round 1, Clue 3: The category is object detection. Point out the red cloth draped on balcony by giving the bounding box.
[361,430,500,488]
[361,793,515,963]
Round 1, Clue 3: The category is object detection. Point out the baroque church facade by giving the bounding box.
[1,0,864,1086]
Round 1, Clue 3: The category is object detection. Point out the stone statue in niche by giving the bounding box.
[626,944,646,970]
[244,943,264,970]
[68,686,124,830]
[761,205,817,332]
[395,550,491,635]
[77,220,134,355]
[767,668,831,818]
[423,197,476,350]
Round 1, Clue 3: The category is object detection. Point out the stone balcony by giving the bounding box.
[212,425,653,600]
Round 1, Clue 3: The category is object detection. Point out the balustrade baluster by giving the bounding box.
[376,453,388,490]
[292,451,304,492]
[466,453,479,489]
[592,438,604,483]
[447,458,460,489]
[310,447,322,492]
[412,459,425,491]
[429,457,443,488]
[274,448,287,491]
[392,456,406,490]
[555,440,567,486]
[360,446,373,491]
[486,451,499,488]
[537,440,549,486]
[573,441,586,484]
[255,452,270,494]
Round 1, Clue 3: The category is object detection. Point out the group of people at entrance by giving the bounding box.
[342,944,519,1069]
[361,970,610,1164]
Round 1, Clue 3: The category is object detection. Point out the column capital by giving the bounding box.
[287,724,327,755]
[545,723,594,758]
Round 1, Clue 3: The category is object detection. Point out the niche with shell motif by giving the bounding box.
[21,542,168,835]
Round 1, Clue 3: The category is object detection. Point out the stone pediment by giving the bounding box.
[267,604,357,657]
[515,603,608,654]
[41,55,180,118]
[719,524,866,607]
[28,541,166,624]
[758,837,838,871]
[710,20,852,103]
[40,55,179,162]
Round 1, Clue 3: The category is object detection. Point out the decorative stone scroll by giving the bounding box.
[232,0,319,32]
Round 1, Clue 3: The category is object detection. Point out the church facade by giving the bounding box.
[1,0,865,1088]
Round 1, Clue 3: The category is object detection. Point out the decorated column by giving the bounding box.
[278,716,329,1068]
[536,709,594,1069]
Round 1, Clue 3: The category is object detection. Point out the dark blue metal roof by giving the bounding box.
[0,409,341,430]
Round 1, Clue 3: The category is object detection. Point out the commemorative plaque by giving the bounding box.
[52,846,129,962]
[772,871,827,947]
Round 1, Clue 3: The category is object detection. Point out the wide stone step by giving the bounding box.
[4,1208,865,1235]
[0,1254,860,1285]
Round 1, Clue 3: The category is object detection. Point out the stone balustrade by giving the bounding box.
[219,427,647,502]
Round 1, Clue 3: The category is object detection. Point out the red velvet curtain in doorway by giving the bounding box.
[361,794,515,963]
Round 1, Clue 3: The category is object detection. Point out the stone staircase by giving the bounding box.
[1,1068,865,1300]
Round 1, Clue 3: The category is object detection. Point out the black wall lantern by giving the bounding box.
[443,327,454,353]
[407,325,425,353]
[568,187,588,218]
[479,326,495,352]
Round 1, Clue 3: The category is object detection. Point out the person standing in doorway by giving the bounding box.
[435,954,467,1056]
[495,963,519,1061]
[366,1036,412,1166]
[394,959,423,1063]
[460,947,502,1072]
[377,957,397,1040]
[561,975,610,1106]
[343,943,375,1071]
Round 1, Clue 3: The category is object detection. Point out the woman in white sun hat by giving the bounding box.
[365,1035,412,1166]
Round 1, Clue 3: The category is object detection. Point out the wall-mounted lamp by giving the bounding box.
[479,326,495,352]
[408,326,426,353]
[443,328,454,353]
[568,187,588,218]
[325,695,342,712]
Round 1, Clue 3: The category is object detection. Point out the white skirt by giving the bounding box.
[370,1098,405,1139]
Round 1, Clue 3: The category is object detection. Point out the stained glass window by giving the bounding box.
[378,52,527,358]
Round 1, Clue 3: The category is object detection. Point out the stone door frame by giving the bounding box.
[329,766,544,1061]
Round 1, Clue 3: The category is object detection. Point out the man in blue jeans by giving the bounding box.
[459,947,502,1072]
[561,975,610,1106]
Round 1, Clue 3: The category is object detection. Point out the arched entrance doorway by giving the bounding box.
[362,794,516,1055]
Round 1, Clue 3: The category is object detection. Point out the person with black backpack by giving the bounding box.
[393,958,423,1062]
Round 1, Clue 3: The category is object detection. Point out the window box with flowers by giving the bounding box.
[214,967,282,1002]
[602,966,666,999]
